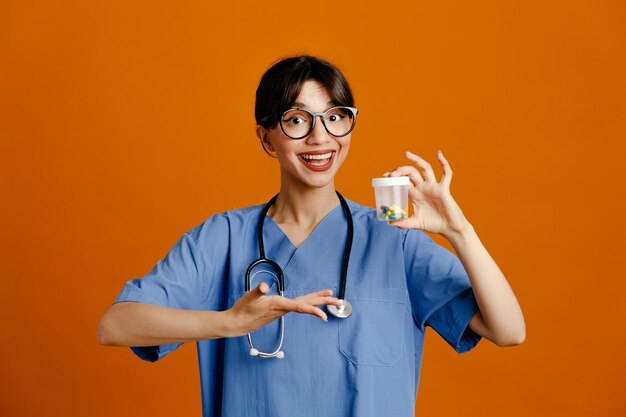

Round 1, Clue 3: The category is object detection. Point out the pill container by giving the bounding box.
[372,177,411,221]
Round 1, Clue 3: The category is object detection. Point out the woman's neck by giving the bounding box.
[267,181,339,230]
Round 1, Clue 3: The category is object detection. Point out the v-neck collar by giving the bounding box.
[264,202,343,249]
[262,203,344,270]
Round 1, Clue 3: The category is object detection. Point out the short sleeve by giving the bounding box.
[403,230,481,353]
[113,232,205,362]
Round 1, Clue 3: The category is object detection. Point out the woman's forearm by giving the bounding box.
[97,302,233,347]
[97,286,338,348]
[444,224,526,346]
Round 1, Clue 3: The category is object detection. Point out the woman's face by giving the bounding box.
[257,80,352,190]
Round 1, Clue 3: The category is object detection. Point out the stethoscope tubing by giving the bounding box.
[336,193,353,301]
[245,191,354,358]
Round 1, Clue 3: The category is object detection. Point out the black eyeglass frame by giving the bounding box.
[260,106,359,140]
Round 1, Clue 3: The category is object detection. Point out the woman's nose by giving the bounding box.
[305,116,332,145]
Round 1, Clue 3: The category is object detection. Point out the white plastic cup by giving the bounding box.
[372,177,411,221]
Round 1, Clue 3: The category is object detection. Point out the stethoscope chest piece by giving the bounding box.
[327,299,353,318]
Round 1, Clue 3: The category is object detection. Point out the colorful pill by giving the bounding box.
[379,204,408,221]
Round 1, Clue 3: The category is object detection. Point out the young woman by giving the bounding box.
[98,55,525,417]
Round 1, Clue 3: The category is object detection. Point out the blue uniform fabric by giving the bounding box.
[114,199,481,417]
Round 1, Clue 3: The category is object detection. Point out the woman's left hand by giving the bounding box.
[386,150,471,238]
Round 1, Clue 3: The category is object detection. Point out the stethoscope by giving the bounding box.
[245,191,354,359]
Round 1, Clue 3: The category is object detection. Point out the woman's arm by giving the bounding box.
[443,224,525,346]
[98,284,340,347]
[386,150,525,347]
[97,302,231,347]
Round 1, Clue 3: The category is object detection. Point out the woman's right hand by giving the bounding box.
[222,284,341,337]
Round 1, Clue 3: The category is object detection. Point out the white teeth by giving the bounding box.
[300,152,333,160]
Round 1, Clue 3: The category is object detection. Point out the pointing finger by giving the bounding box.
[388,165,423,186]
[295,289,334,300]
[437,150,453,187]
[305,296,342,307]
[276,298,329,322]
[405,151,437,182]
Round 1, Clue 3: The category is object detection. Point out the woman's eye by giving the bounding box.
[328,114,343,122]
[285,117,306,125]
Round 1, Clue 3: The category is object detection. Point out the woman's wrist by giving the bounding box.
[210,309,241,339]
[442,221,475,247]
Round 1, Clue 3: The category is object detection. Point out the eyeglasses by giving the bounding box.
[262,106,358,140]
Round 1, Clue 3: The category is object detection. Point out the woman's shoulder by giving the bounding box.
[184,203,265,243]
[343,197,374,215]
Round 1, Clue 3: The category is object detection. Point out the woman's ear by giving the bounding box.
[256,125,277,157]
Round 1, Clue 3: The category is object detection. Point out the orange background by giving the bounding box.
[1,1,625,416]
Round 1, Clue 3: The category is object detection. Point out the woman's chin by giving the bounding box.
[300,173,335,189]
[281,170,335,190]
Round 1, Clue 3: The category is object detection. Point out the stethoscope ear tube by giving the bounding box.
[245,256,286,359]
[247,312,285,359]
[245,258,285,292]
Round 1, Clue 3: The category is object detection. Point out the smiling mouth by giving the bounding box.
[299,151,335,166]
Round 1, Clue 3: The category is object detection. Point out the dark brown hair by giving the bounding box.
[255,56,355,129]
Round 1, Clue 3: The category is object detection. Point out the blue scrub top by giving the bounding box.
[114,198,481,417]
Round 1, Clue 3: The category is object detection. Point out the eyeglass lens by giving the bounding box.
[281,107,355,139]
